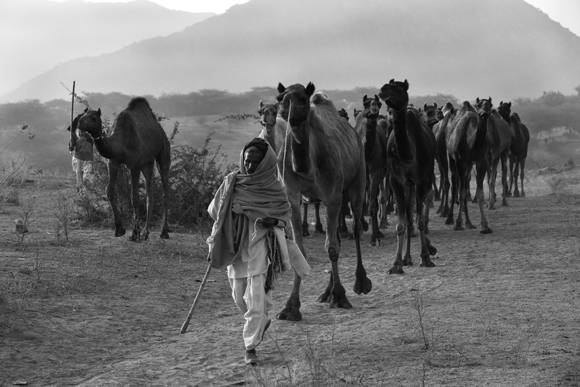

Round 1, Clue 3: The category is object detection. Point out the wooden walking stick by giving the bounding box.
[180,257,212,334]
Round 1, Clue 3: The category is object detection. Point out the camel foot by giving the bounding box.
[276,307,302,321]
[480,227,493,234]
[317,290,331,304]
[445,216,454,225]
[388,265,405,275]
[277,296,302,321]
[160,230,170,239]
[142,230,150,241]
[505,191,512,198]
[453,224,465,231]
[426,239,437,256]
[466,222,476,230]
[129,230,141,242]
[302,226,310,237]
[403,256,414,267]
[115,226,126,237]
[502,200,509,207]
[313,227,325,236]
[353,275,372,295]
[514,191,520,198]
[420,258,436,268]
[329,293,352,309]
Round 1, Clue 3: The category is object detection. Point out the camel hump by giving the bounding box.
[126,97,153,112]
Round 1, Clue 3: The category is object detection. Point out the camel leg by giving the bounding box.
[445,157,458,225]
[368,171,383,246]
[441,166,451,218]
[301,202,310,237]
[107,162,125,237]
[416,187,436,267]
[520,157,526,197]
[350,181,372,295]
[318,197,352,309]
[314,202,325,235]
[513,157,521,198]
[388,180,406,275]
[476,161,492,234]
[500,152,509,206]
[140,161,156,241]
[454,163,466,231]
[402,183,414,266]
[487,158,498,210]
[156,158,171,239]
[378,176,389,228]
[129,167,143,242]
[507,154,515,197]
[462,167,476,230]
[278,192,304,321]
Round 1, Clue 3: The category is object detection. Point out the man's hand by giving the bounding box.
[261,217,279,228]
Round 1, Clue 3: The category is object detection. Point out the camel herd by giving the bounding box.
[73,80,530,321]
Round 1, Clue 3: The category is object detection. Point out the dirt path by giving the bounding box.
[1,172,580,386]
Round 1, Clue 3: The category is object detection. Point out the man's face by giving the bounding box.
[244,151,262,174]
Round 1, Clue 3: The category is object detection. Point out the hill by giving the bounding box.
[2,0,580,103]
[0,0,213,98]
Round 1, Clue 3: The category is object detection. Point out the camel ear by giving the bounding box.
[389,79,394,84]
[259,100,264,109]
[500,101,503,106]
[423,103,428,111]
[363,95,368,102]
[374,94,380,102]
[434,102,437,108]
[97,108,101,116]
[277,83,286,94]
[476,97,480,103]
[305,82,315,97]
[403,80,409,90]
[508,102,512,107]
[84,107,88,113]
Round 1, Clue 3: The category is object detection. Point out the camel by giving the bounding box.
[497,102,530,197]
[420,102,441,201]
[353,95,388,246]
[445,101,492,233]
[77,97,171,241]
[264,82,371,320]
[258,100,325,236]
[432,102,455,217]
[475,98,511,209]
[378,79,437,274]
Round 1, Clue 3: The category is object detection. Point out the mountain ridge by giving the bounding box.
[2,0,580,103]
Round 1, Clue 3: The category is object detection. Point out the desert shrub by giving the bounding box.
[165,133,235,230]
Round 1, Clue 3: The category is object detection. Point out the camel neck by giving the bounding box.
[390,107,413,163]
[289,119,312,178]
[364,116,377,158]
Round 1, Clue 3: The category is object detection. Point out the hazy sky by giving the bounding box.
[48,0,580,36]
[50,0,251,14]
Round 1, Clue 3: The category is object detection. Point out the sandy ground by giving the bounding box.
[1,165,580,386]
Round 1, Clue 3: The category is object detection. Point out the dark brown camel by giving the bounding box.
[378,79,437,274]
[77,97,171,241]
[474,98,511,209]
[445,101,492,233]
[432,102,455,217]
[497,102,530,198]
[265,82,371,320]
[258,100,325,236]
[353,95,388,246]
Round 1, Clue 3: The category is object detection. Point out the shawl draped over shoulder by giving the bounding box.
[207,138,295,271]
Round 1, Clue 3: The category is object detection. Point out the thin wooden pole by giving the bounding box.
[70,81,76,152]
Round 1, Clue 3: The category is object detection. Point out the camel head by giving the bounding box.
[276,82,315,126]
[258,100,279,128]
[363,95,382,117]
[497,101,512,122]
[475,97,493,115]
[421,102,439,128]
[77,108,103,139]
[338,108,350,122]
[441,102,455,118]
[378,79,409,111]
